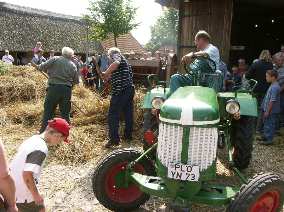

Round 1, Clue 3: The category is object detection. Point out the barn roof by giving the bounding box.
[0,2,103,53]
[101,33,146,55]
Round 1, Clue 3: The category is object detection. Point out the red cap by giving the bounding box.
[48,118,70,143]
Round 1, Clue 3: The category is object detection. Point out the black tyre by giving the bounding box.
[92,148,155,211]
[231,115,255,169]
[227,172,284,212]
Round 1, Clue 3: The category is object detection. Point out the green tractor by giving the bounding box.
[92,58,284,211]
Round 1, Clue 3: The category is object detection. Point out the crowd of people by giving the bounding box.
[217,48,284,145]
[0,40,135,211]
[1,33,284,210]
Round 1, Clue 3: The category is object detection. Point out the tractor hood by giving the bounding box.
[160,86,220,126]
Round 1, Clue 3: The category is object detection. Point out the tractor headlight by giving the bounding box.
[151,97,164,109]
[226,99,240,114]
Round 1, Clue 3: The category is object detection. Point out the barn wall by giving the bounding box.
[178,0,233,64]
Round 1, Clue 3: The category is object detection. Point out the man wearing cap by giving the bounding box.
[2,50,14,64]
[32,47,79,133]
[9,118,70,212]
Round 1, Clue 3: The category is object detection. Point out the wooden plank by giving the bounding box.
[177,0,233,63]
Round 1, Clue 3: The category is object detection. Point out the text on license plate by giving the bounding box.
[167,163,200,181]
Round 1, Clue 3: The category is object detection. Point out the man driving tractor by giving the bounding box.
[168,30,220,96]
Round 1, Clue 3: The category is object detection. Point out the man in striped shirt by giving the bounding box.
[102,47,135,148]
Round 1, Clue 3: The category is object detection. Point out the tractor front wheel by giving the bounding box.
[227,172,284,212]
[92,148,155,211]
[231,115,255,169]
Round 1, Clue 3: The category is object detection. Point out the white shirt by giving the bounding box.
[203,44,220,70]
[10,135,48,203]
[2,55,14,64]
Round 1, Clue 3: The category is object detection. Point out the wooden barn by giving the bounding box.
[0,2,102,64]
[156,0,284,64]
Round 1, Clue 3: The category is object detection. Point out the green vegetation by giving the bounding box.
[86,0,138,46]
[0,61,9,75]
[145,8,178,52]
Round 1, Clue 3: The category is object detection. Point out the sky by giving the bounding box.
[2,0,163,45]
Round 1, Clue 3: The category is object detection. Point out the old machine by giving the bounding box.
[92,57,284,211]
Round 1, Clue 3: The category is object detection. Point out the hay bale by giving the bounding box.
[0,73,147,163]
[49,124,109,163]
[0,65,46,105]
[72,86,110,125]
[71,86,145,128]
[5,101,43,126]
[0,108,10,127]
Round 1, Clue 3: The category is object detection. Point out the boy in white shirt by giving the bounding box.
[10,118,70,212]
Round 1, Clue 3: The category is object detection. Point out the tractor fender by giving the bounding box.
[142,87,169,109]
[218,92,258,117]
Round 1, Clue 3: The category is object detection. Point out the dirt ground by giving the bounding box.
[1,123,284,212]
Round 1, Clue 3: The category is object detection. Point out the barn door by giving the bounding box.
[177,0,233,65]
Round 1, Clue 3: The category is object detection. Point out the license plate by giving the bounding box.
[167,163,200,181]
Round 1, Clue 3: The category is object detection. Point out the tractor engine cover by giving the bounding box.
[159,86,219,125]
[157,86,219,184]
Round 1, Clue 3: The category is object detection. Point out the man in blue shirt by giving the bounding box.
[259,69,280,145]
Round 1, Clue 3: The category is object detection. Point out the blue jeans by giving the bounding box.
[263,113,278,143]
[108,86,135,142]
[168,73,192,97]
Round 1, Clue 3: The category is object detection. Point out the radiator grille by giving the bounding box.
[157,122,218,171]
[157,122,183,167]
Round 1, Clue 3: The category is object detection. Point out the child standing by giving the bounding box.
[259,69,281,145]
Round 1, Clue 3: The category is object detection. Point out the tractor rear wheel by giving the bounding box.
[227,172,284,212]
[92,148,155,211]
[231,115,255,169]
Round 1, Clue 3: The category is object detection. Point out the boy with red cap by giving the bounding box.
[9,118,70,212]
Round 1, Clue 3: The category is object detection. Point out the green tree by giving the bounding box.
[86,0,138,47]
[145,8,178,52]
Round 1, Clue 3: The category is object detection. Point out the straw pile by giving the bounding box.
[0,64,146,164]
[72,86,144,128]
[0,64,46,105]
[52,85,145,164]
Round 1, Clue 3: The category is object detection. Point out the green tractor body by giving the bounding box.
[142,86,258,118]
[130,85,252,206]
[93,58,284,211]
